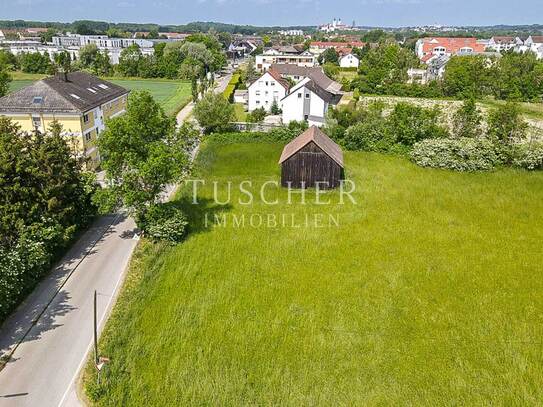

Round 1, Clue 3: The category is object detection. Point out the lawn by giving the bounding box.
[233,102,248,121]
[104,78,191,116]
[87,140,543,405]
[7,73,191,117]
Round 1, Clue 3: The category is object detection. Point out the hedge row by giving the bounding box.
[222,73,241,102]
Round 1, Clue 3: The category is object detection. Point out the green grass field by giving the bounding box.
[233,103,247,121]
[7,74,191,117]
[106,79,191,116]
[86,140,543,405]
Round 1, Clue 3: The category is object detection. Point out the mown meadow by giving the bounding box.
[85,139,543,405]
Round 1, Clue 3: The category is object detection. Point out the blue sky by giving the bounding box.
[2,0,542,27]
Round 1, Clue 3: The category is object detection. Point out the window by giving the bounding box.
[97,84,109,89]
[32,96,43,104]
[87,87,97,93]
[70,93,81,100]
[32,116,41,129]
[265,91,268,95]
[255,90,261,96]
[298,93,302,98]
[85,132,92,142]
[256,100,260,105]
[265,81,268,86]
[305,93,310,99]
[271,82,275,86]
[83,113,90,123]
[258,81,263,86]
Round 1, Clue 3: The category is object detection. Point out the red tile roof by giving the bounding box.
[419,37,485,57]
[266,69,290,90]
[311,41,365,49]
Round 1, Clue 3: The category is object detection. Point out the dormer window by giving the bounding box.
[97,84,109,89]
[87,88,97,93]
[32,96,43,104]
[70,94,81,100]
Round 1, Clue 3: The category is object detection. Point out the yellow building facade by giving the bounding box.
[0,71,129,169]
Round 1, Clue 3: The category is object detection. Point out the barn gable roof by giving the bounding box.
[279,126,344,167]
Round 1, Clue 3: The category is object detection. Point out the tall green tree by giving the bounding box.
[193,92,235,134]
[117,44,142,77]
[442,55,493,99]
[487,101,528,145]
[96,91,193,221]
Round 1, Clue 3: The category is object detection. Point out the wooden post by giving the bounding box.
[93,290,98,366]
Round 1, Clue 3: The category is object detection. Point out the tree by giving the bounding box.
[270,100,282,115]
[318,48,339,65]
[53,51,72,73]
[248,107,266,123]
[0,50,18,70]
[193,92,235,133]
[0,68,11,97]
[493,52,543,102]
[452,98,483,138]
[96,91,193,221]
[442,55,493,99]
[361,29,390,43]
[18,52,52,74]
[355,43,419,94]
[487,101,528,146]
[117,45,142,77]
[386,102,449,146]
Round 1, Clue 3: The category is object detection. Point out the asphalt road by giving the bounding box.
[0,71,234,407]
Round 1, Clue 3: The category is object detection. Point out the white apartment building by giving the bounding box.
[248,70,289,112]
[524,36,543,59]
[487,36,524,52]
[255,48,316,72]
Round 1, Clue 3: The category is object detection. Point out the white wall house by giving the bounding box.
[281,78,341,127]
[255,49,316,72]
[524,36,543,59]
[487,36,523,52]
[248,71,289,112]
[339,53,359,68]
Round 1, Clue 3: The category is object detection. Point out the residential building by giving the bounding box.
[0,71,129,169]
[309,41,365,55]
[52,34,154,63]
[248,70,290,112]
[415,37,486,63]
[278,30,304,36]
[281,77,342,127]
[487,36,523,52]
[339,53,360,68]
[255,46,316,71]
[524,36,543,59]
[270,64,343,94]
[407,68,428,84]
[319,18,349,33]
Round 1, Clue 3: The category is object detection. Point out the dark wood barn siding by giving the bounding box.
[281,141,343,189]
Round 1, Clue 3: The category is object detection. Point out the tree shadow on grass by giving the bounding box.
[171,197,233,236]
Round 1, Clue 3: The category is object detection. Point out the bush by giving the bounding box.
[512,143,543,170]
[342,114,396,152]
[248,107,266,123]
[140,204,189,243]
[194,93,235,134]
[387,103,449,146]
[411,137,500,171]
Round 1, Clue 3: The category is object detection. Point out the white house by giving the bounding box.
[524,36,543,59]
[255,47,316,72]
[248,70,289,112]
[487,36,524,53]
[281,78,342,127]
[339,53,359,68]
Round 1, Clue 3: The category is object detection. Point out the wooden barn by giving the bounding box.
[279,126,344,189]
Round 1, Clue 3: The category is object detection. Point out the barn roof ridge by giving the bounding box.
[278,126,344,167]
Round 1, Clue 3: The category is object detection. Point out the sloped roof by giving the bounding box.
[267,69,291,90]
[270,64,342,94]
[420,37,486,56]
[279,126,343,167]
[0,71,129,114]
[304,80,343,105]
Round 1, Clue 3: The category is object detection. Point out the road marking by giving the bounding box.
[57,237,133,407]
